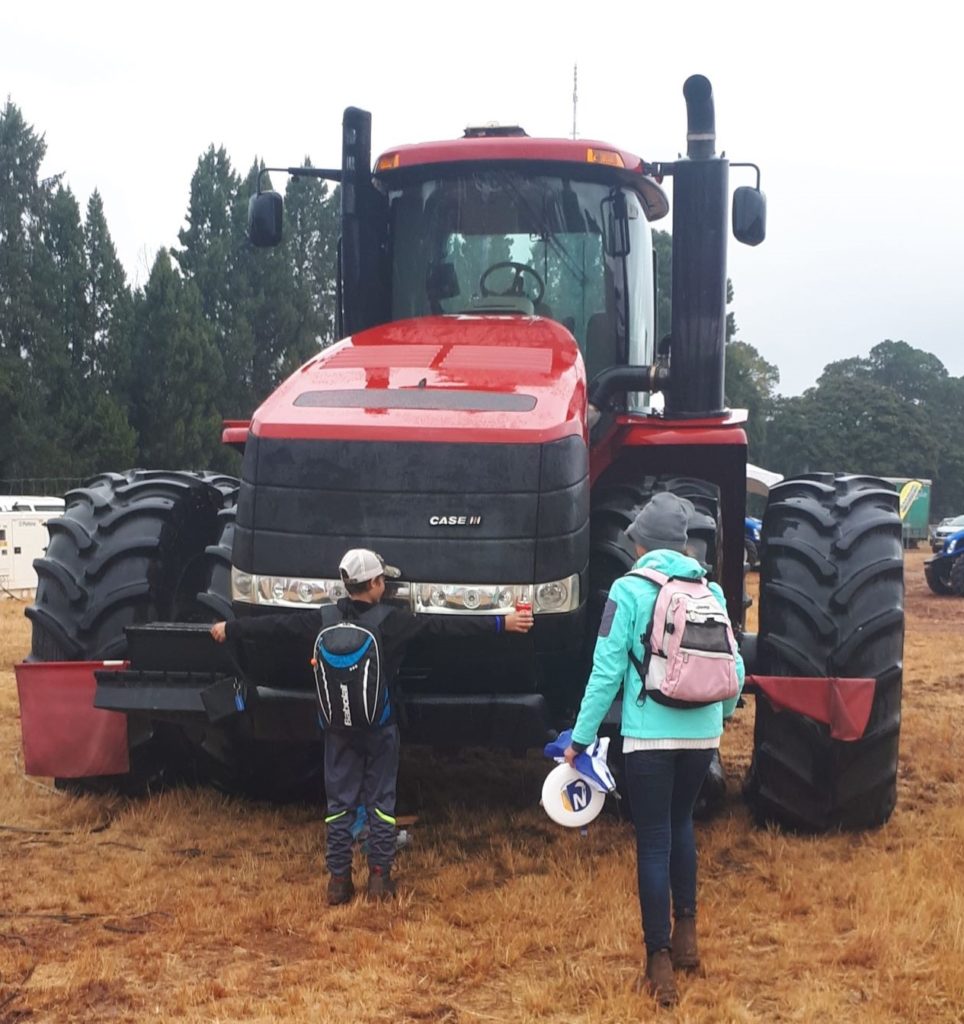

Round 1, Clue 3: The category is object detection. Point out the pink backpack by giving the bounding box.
[625,567,739,709]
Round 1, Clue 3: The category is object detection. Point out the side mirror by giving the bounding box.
[602,191,631,258]
[248,191,284,247]
[732,186,766,246]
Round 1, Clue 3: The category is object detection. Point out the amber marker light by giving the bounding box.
[376,153,400,171]
[586,148,625,168]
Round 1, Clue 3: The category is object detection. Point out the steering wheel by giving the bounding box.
[479,261,545,306]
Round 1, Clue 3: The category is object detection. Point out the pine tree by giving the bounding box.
[130,250,225,468]
[85,189,133,396]
[0,101,59,477]
[283,164,339,353]
[175,146,255,417]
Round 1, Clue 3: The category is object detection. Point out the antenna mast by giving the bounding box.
[572,64,578,140]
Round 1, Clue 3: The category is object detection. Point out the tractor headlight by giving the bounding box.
[232,568,346,607]
[232,570,253,598]
[415,583,512,613]
[231,569,579,614]
[535,579,571,612]
[413,575,579,615]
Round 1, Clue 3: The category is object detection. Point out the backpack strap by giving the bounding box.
[625,566,669,587]
[620,567,666,701]
[319,604,343,628]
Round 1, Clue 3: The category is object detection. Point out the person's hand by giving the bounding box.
[210,621,227,644]
[505,609,534,633]
[563,745,578,767]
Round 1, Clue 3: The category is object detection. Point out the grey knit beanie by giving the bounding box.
[624,492,691,552]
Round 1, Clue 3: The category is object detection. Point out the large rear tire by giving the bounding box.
[745,474,904,831]
[26,470,239,794]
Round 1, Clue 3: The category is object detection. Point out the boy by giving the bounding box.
[211,548,533,904]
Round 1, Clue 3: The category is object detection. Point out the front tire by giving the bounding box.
[925,559,954,595]
[950,555,964,596]
[745,474,904,831]
[26,470,238,794]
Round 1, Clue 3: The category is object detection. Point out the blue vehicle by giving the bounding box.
[745,515,762,569]
[924,528,964,595]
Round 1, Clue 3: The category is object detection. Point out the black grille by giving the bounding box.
[234,434,588,583]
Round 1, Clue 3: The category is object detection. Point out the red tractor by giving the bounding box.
[23,76,903,830]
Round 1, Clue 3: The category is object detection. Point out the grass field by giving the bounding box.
[1,549,962,1023]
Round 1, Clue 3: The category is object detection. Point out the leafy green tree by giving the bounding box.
[725,339,779,455]
[765,373,938,482]
[819,339,948,406]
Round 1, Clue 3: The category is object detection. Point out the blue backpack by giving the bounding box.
[312,604,394,729]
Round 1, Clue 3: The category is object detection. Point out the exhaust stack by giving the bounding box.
[665,75,729,418]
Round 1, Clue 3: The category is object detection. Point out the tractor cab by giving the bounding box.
[250,122,673,416]
[379,160,661,394]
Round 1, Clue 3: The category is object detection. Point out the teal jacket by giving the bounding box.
[571,549,745,748]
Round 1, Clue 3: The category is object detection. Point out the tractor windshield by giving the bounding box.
[385,171,655,380]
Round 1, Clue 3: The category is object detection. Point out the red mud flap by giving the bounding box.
[14,661,130,777]
[744,675,876,741]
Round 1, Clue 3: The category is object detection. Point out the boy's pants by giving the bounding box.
[324,724,400,875]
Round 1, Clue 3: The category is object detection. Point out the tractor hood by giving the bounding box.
[249,315,587,445]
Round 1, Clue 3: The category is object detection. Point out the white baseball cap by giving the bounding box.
[338,548,401,585]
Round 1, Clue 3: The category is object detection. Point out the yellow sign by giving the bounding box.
[898,480,923,521]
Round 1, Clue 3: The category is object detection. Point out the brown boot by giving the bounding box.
[367,865,396,901]
[671,915,699,971]
[645,948,678,1007]
[326,872,354,906]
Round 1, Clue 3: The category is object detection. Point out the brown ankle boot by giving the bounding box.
[367,865,396,900]
[645,948,678,1006]
[671,916,699,970]
[326,872,354,906]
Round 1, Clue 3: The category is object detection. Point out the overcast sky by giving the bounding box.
[7,0,962,396]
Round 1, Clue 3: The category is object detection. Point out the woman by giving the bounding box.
[564,492,744,1006]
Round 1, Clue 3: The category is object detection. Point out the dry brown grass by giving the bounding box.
[1,548,963,1023]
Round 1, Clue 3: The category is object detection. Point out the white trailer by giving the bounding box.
[0,498,65,598]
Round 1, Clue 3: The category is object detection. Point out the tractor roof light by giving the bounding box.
[586,147,624,168]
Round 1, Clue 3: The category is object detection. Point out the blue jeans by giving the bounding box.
[625,747,715,954]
